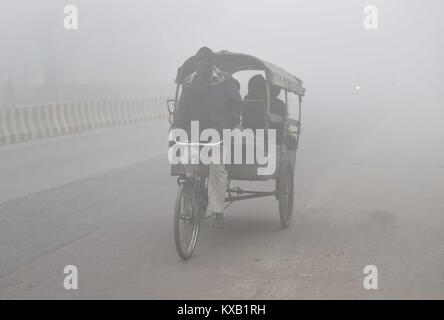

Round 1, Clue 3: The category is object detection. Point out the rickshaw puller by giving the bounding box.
[175,47,243,227]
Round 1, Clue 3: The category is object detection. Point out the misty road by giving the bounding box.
[1,0,444,303]
[0,103,443,299]
[0,120,168,204]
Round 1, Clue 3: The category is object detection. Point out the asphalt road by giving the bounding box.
[0,103,443,299]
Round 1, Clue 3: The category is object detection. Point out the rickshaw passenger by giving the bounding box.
[242,75,267,130]
[243,75,297,148]
[243,75,285,144]
[244,74,267,101]
[270,86,286,118]
[270,86,286,145]
[271,86,298,150]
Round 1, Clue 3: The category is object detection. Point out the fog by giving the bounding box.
[1,1,444,299]
[0,0,442,106]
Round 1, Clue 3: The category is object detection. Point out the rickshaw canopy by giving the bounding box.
[175,50,306,96]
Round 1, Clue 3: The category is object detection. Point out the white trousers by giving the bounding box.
[208,163,228,214]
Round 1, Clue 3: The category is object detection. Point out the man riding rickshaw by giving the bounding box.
[167,47,306,260]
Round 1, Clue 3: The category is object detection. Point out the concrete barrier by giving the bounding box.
[0,97,169,146]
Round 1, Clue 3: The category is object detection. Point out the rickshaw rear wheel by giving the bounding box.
[174,179,202,260]
[278,167,294,229]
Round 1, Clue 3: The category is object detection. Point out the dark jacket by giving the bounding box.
[175,67,242,135]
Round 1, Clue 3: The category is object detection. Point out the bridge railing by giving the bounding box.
[0,97,169,145]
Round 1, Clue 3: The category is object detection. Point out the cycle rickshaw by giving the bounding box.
[167,51,306,260]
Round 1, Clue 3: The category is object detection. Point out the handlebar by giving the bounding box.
[175,140,223,147]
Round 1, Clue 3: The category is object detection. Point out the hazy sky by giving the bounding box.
[0,0,442,101]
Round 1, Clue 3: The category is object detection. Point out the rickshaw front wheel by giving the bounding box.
[174,179,202,260]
